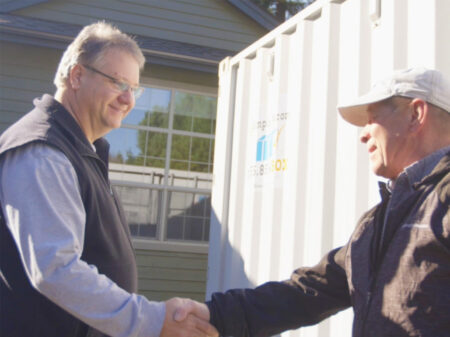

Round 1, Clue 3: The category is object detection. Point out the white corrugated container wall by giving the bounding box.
[206,0,450,336]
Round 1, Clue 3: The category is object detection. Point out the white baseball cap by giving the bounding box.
[338,67,450,126]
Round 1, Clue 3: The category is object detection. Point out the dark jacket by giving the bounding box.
[0,94,137,337]
[207,151,450,337]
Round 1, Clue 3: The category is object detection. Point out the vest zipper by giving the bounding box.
[84,153,114,195]
[360,188,390,336]
[85,153,136,258]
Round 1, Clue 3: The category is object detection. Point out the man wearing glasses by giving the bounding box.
[0,22,217,337]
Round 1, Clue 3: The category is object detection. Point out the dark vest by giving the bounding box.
[0,95,137,337]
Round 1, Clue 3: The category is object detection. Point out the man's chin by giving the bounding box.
[372,167,397,180]
[371,163,386,178]
[109,119,123,130]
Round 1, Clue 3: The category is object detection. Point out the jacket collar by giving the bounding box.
[36,94,110,163]
[380,146,450,196]
[415,149,450,188]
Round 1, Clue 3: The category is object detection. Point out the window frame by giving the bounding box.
[109,78,217,250]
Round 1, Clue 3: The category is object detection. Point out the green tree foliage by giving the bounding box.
[124,93,216,173]
[132,109,167,168]
[251,0,316,21]
[170,93,216,172]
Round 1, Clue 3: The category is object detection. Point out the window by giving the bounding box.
[106,86,216,243]
[167,192,211,242]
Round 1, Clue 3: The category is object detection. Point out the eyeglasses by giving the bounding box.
[83,64,144,99]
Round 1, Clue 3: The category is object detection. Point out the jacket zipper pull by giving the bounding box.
[360,291,373,335]
[366,291,372,306]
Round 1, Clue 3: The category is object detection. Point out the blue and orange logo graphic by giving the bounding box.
[256,126,284,162]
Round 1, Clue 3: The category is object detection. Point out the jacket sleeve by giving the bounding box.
[206,246,351,337]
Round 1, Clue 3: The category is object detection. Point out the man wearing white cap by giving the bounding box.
[339,67,450,180]
[176,67,450,337]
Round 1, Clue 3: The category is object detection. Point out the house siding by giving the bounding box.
[135,249,208,302]
[0,42,57,132]
[14,0,267,52]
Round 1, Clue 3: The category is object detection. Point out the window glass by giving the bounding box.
[114,185,161,239]
[108,85,216,243]
[144,131,167,168]
[170,135,213,173]
[166,192,210,242]
[173,92,216,134]
[123,87,171,128]
[170,134,190,171]
[106,128,144,165]
[106,128,167,168]
[191,137,212,172]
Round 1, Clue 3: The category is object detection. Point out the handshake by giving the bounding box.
[160,298,218,337]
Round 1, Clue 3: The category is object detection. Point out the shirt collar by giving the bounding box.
[390,145,450,189]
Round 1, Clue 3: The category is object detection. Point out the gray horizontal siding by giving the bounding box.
[135,248,208,302]
[15,0,266,52]
[0,42,58,132]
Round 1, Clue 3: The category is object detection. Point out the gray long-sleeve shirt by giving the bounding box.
[0,142,165,337]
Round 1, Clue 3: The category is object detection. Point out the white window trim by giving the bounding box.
[132,238,209,254]
[141,77,218,97]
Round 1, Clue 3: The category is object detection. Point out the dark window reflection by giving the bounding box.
[114,185,162,239]
[167,192,211,242]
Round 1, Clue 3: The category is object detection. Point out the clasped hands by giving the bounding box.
[160,297,218,337]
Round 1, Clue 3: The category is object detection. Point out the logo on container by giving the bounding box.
[250,125,287,176]
[256,131,276,162]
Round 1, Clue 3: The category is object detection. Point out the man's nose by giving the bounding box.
[118,89,134,106]
[359,124,370,143]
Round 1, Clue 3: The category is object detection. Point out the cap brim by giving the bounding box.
[338,105,370,127]
[338,91,394,126]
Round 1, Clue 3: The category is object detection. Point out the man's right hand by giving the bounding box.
[160,297,218,337]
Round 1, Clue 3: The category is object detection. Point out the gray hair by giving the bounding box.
[54,21,145,89]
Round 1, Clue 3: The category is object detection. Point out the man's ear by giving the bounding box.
[409,98,427,133]
[69,64,83,90]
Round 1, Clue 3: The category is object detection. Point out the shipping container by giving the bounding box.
[206,0,450,336]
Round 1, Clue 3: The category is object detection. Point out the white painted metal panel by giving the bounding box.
[207,0,450,336]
